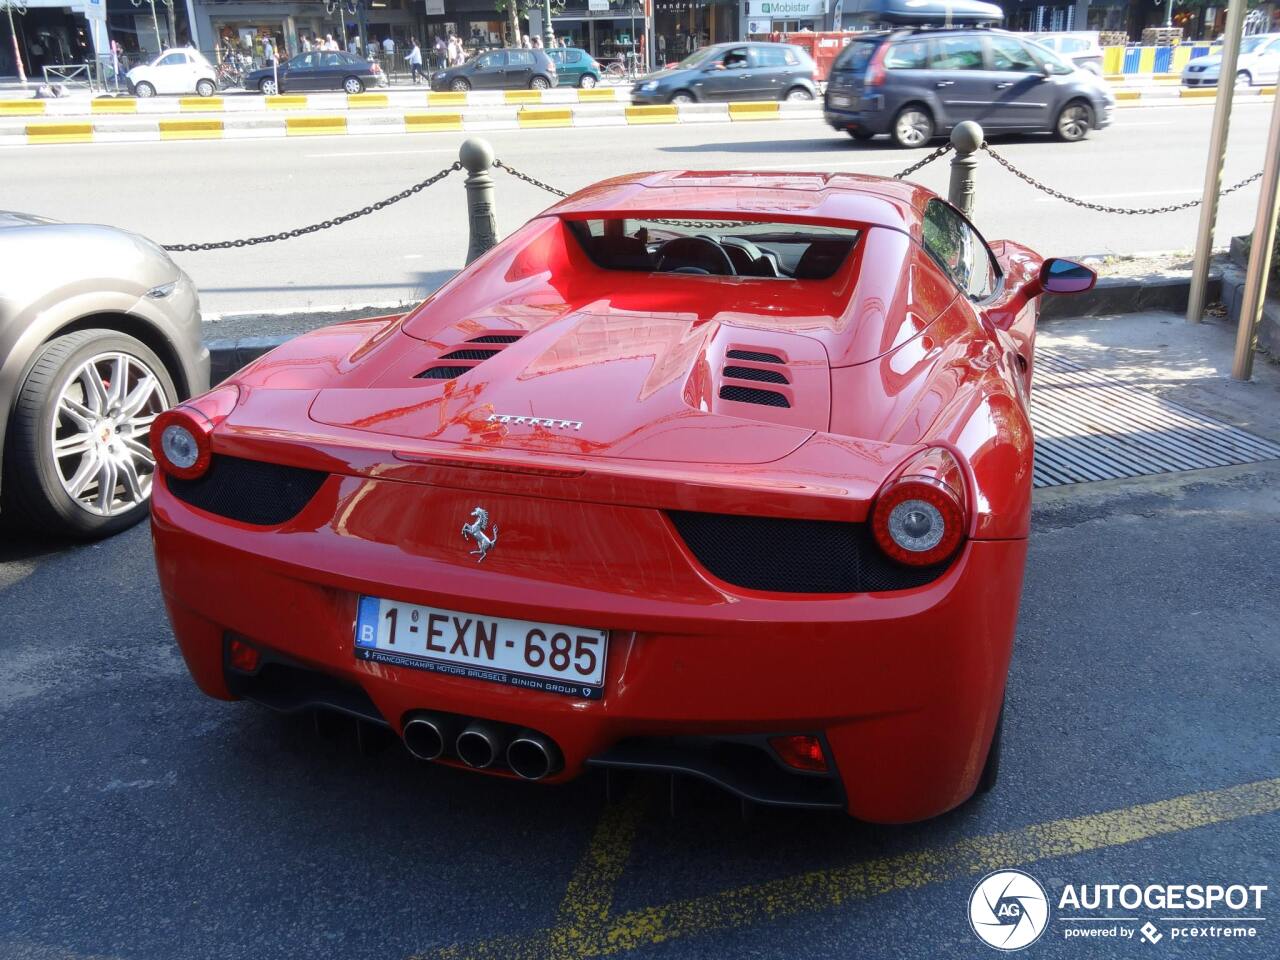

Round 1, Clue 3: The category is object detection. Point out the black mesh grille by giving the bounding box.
[668,511,951,593]
[726,350,783,364]
[469,334,522,343]
[719,385,790,408]
[723,365,789,384]
[167,456,327,526]
[417,365,473,380]
[439,348,501,361]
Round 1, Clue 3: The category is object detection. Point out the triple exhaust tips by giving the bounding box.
[401,713,563,781]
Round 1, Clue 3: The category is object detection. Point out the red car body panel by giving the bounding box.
[152,171,1055,822]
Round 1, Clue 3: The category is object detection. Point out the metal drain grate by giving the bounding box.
[1031,352,1280,488]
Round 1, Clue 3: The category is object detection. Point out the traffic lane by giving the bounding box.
[2,462,1276,959]
[0,101,1271,314]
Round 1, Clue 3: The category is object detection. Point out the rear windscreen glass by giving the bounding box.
[566,218,860,280]
[832,39,881,73]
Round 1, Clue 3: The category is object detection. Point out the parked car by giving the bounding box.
[245,51,384,95]
[1029,31,1104,76]
[429,49,558,91]
[0,213,208,539]
[546,46,603,88]
[631,41,817,104]
[825,25,1114,146]
[149,170,1094,822]
[1182,33,1280,87]
[126,47,218,98]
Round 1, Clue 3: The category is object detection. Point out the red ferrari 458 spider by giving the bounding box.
[150,171,1094,822]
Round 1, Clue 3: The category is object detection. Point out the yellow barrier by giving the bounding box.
[1102,48,1125,75]
[1114,90,1141,101]
[426,92,467,107]
[159,118,224,140]
[1180,88,1218,99]
[27,122,93,144]
[179,97,224,111]
[91,98,137,114]
[285,115,348,135]
[577,88,617,101]
[504,90,543,104]
[265,95,308,110]
[0,100,46,116]
[518,106,573,128]
[625,104,678,124]
[729,101,780,120]
[404,112,463,132]
[347,93,389,108]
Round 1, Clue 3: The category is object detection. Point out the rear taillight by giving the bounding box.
[150,384,238,480]
[770,735,827,772]
[228,637,261,673]
[871,448,967,567]
[865,43,890,87]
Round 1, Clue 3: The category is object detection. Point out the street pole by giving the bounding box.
[3,1,27,89]
[543,0,554,48]
[460,137,498,264]
[1165,0,1173,29]
[1186,0,1246,324]
[1231,80,1280,381]
[947,121,983,219]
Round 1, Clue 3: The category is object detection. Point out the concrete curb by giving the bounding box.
[1219,263,1280,356]
[205,273,1223,381]
[1,101,821,145]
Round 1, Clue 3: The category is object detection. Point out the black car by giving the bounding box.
[246,51,384,95]
[631,42,817,104]
[826,0,1113,146]
[429,49,558,92]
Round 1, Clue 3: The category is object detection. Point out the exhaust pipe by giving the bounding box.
[456,720,509,769]
[402,713,454,761]
[506,729,564,781]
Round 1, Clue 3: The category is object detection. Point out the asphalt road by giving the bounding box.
[0,99,1273,316]
[1,311,1277,960]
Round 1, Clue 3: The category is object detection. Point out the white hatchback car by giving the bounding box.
[1183,33,1280,87]
[126,48,219,98]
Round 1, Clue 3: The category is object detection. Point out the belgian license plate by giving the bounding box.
[353,596,608,700]
[830,94,851,107]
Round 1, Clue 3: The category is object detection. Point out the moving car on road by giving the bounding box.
[1182,34,1280,87]
[0,213,208,539]
[429,49,558,91]
[150,170,1094,822]
[825,24,1114,146]
[546,47,603,88]
[126,48,219,98]
[631,41,817,104]
[246,51,384,95]
[1028,32,1104,76]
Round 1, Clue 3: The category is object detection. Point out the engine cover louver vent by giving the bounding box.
[725,349,783,364]
[722,365,788,384]
[416,333,523,381]
[719,384,791,408]
[718,348,794,409]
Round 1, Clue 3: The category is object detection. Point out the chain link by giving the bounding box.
[892,143,953,181]
[492,158,569,198]
[982,144,1263,216]
[163,163,462,252]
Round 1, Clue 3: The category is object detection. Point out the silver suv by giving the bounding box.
[825,27,1114,147]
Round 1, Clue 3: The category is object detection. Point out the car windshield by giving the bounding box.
[567,218,860,280]
[1239,36,1271,54]
[676,48,717,69]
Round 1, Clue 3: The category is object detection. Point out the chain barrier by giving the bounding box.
[982,144,1263,216]
[162,162,461,252]
[892,143,953,181]
[492,158,569,198]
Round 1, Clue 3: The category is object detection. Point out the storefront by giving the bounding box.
[653,0,735,62]
[533,0,647,63]
[1,0,108,80]
[191,0,423,63]
[742,0,826,39]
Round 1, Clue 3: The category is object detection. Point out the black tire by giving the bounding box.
[195,78,216,98]
[890,104,934,148]
[259,77,277,95]
[343,76,365,94]
[1,330,176,540]
[450,78,471,92]
[1236,70,1252,87]
[848,128,875,141]
[976,702,1004,794]
[783,86,814,102]
[668,90,694,104]
[530,75,550,90]
[1053,99,1092,142]
[134,80,155,98]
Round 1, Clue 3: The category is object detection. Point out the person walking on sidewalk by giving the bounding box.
[407,39,423,84]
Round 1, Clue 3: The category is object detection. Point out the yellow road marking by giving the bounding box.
[625,104,677,124]
[0,99,45,115]
[415,776,1280,960]
[159,118,224,140]
[180,96,224,111]
[26,122,93,144]
[265,95,308,109]
[285,115,347,135]
[91,98,137,113]
[728,101,780,120]
[505,89,544,104]
[427,92,467,107]
[518,106,573,128]
[577,88,617,101]
[348,93,389,108]
[405,112,463,132]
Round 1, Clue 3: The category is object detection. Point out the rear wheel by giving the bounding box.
[1053,99,1092,141]
[195,78,216,97]
[134,80,155,98]
[1,330,176,539]
[891,105,933,148]
[579,73,597,89]
[784,86,814,102]
[343,76,364,94]
[450,77,471,92]
[530,75,550,90]
[669,90,694,104]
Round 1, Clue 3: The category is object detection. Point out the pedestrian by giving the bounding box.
[301,34,312,52]
[261,34,275,66]
[348,34,361,55]
[521,34,531,49]
[447,34,461,66]
[323,33,336,51]
[532,34,543,49]
[383,34,395,59]
[657,32,665,62]
[407,39,423,84]
[434,34,446,70]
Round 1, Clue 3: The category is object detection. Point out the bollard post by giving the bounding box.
[947,121,984,220]
[460,137,498,265]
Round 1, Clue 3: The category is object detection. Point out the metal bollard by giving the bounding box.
[460,137,498,265]
[947,121,984,220]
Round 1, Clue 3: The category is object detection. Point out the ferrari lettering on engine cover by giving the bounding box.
[486,413,584,430]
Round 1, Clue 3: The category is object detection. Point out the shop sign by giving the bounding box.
[746,0,827,17]
[424,0,444,13]
[588,0,610,10]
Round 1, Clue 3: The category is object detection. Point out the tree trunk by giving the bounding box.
[507,3,520,47]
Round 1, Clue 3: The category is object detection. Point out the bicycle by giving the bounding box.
[602,51,643,83]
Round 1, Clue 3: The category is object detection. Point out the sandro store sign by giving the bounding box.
[747,0,828,17]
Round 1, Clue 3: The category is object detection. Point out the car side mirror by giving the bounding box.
[1041,62,1053,77]
[1040,258,1096,294]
